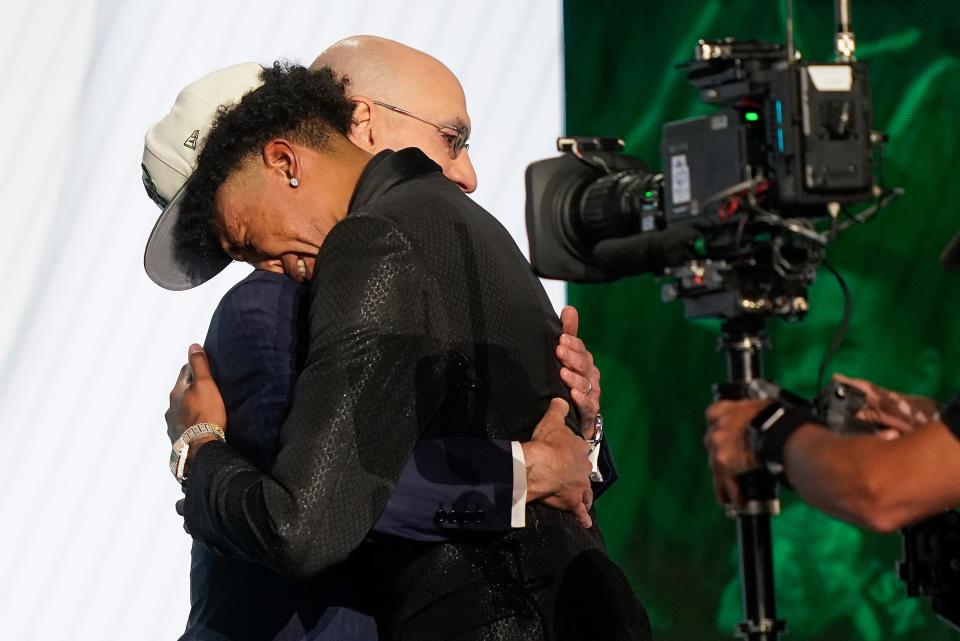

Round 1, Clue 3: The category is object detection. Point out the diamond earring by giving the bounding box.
[289,177,300,188]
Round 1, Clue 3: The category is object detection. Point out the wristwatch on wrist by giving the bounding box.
[169,422,225,484]
[586,413,604,449]
[747,402,816,485]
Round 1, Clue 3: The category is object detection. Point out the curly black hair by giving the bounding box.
[175,61,355,273]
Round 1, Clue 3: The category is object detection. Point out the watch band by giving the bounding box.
[748,402,816,485]
[587,414,604,483]
[586,413,604,449]
[169,422,225,484]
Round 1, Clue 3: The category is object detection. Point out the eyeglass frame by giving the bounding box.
[371,100,470,159]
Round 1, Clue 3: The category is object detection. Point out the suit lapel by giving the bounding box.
[349,148,442,214]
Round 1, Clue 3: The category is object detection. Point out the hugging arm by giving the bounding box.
[186,219,613,571]
[204,272,520,540]
[381,306,617,538]
[183,215,448,579]
[189,284,611,561]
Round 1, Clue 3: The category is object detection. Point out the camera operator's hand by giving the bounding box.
[704,399,768,506]
[834,373,939,437]
[523,398,594,528]
[557,306,602,439]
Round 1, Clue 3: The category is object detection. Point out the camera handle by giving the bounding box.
[714,317,788,641]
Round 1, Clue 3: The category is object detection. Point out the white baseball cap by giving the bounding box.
[141,62,265,290]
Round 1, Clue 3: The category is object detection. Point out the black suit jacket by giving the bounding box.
[184,149,648,641]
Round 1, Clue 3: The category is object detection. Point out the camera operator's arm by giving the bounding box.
[705,399,960,533]
[783,418,960,532]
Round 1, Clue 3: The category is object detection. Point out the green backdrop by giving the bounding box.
[562,1,960,639]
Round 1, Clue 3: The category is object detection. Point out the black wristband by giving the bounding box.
[749,402,817,484]
[941,394,960,442]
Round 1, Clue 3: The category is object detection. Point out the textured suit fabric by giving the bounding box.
[184,149,649,640]
[184,271,528,640]
[181,549,374,641]
[183,270,377,641]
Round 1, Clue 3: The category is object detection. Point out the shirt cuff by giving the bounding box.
[588,442,603,483]
[510,441,527,527]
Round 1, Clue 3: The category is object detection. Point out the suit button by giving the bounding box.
[434,508,447,525]
[448,510,460,524]
[474,508,486,523]
[463,508,472,523]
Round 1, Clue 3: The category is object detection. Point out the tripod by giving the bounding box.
[714,316,788,641]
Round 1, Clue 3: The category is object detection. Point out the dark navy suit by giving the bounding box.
[182,151,623,640]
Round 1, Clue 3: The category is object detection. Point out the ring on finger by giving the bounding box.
[585,381,594,395]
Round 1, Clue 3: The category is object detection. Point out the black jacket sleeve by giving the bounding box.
[183,214,447,580]
[591,439,618,500]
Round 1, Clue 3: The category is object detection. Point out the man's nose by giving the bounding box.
[446,151,478,193]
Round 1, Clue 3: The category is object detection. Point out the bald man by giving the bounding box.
[313,36,478,193]
[158,38,623,641]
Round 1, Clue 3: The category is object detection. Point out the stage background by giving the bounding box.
[3,0,960,639]
[0,1,564,638]
[564,0,960,639]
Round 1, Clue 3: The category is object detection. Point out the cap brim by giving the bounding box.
[143,180,231,291]
[941,229,960,271]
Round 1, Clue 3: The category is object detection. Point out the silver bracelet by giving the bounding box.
[169,422,226,484]
[586,413,604,448]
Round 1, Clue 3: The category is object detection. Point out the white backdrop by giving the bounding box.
[0,1,565,638]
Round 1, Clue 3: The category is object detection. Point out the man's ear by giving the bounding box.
[348,97,375,150]
[261,139,300,183]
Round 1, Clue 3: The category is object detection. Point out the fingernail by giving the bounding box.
[189,343,203,354]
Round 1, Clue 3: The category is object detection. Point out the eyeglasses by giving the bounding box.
[372,100,470,159]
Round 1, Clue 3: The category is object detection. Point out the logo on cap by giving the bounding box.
[183,129,200,150]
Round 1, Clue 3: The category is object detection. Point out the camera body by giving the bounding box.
[525,38,878,295]
[663,41,874,226]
